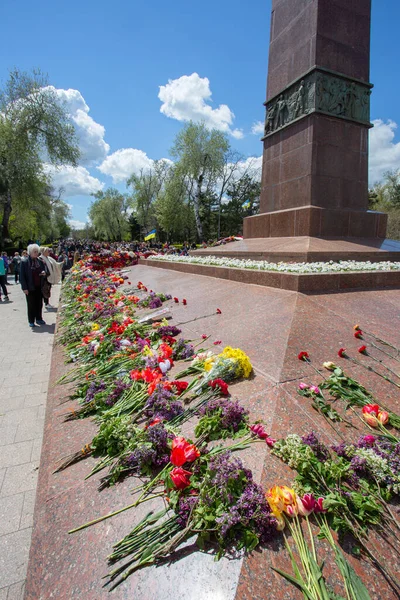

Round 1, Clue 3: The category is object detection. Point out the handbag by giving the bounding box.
[42,279,51,299]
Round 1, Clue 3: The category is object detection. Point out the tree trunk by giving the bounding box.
[193,178,204,241]
[1,188,12,249]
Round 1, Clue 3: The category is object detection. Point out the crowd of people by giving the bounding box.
[0,244,64,328]
[0,236,230,328]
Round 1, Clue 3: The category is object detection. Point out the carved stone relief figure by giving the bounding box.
[263,71,371,136]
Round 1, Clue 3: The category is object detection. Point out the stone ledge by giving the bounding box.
[140,258,400,293]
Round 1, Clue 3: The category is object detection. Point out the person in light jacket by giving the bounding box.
[39,247,61,309]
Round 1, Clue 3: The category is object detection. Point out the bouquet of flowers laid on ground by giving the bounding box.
[104,449,278,589]
[321,364,400,430]
[176,346,253,391]
[270,431,400,593]
[266,485,371,600]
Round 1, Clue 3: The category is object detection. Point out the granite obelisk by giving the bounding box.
[194,0,400,262]
[244,0,386,240]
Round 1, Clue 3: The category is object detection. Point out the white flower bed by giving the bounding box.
[147,254,400,274]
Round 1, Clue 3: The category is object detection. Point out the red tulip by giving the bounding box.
[170,467,192,490]
[314,497,326,513]
[182,299,187,305]
[201,334,208,339]
[362,404,380,427]
[170,437,200,466]
[174,297,179,303]
[297,493,316,516]
[377,410,389,425]
[298,351,309,361]
[250,423,269,440]
[213,340,222,345]
[338,348,347,358]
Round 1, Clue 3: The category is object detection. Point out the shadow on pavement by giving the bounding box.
[32,323,56,334]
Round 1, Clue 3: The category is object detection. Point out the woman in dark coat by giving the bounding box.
[20,244,47,328]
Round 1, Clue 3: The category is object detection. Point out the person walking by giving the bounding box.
[0,255,9,302]
[39,246,61,309]
[20,244,46,328]
[12,252,21,283]
[2,252,9,284]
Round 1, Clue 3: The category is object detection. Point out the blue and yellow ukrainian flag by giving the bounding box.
[242,200,251,209]
[144,229,156,241]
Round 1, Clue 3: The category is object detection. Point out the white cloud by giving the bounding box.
[158,73,243,139]
[251,121,264,135]
[45,164,104,197]
[69,219,87,229]
[98,149,173,184]
[47,87,110,166]
[369,119,400,183]
[98,148,154,183]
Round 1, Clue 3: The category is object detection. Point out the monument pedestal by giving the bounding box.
[192,236,400,264]
[192,0,400,282]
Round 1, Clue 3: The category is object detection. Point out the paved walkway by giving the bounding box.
[0,279,60,600]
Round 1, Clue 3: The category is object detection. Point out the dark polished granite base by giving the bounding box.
[141,258,400,292]
[25,265,400,600]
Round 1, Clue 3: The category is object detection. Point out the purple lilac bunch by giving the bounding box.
[148,293,163,309]
[147,423,174,466]
[105,380,131,406]
[217,481,277,542]
[85,380,107,404]
[302,431,330,461]
[144,384,184,420]
[199,398,248,432]
[125,446,157,472]
[208,452,252,490]
[124,423,172,473]
[158,325,182,337]
[331,441,355,459]
[172,338,195,360]
[176,495,199,528]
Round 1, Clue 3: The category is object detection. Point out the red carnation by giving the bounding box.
[338,348,347,358]
[174,297,179,303]
[182,299,187,305]
[298,351,309,361]
[171,380,189,395]
[358,345,367,354]
[354,330,363,339]
[213,340,222,345]
[216,308,222,314]
[209,378,229,396]
[201,334,208,339]
[170,467,192,490]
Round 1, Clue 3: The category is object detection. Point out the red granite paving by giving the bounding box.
[25,265,400,600]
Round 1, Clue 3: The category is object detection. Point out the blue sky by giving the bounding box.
[1,0,400,227]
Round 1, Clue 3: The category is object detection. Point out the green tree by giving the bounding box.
[0,69,79,248]
[127,160,171,237]
[221,174,261,236]
[89,188,130,241]
[155,170,196,241]
[170,122,230,241]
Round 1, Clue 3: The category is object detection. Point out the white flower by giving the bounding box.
[159,359,172,374]
[148,254,400,274]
